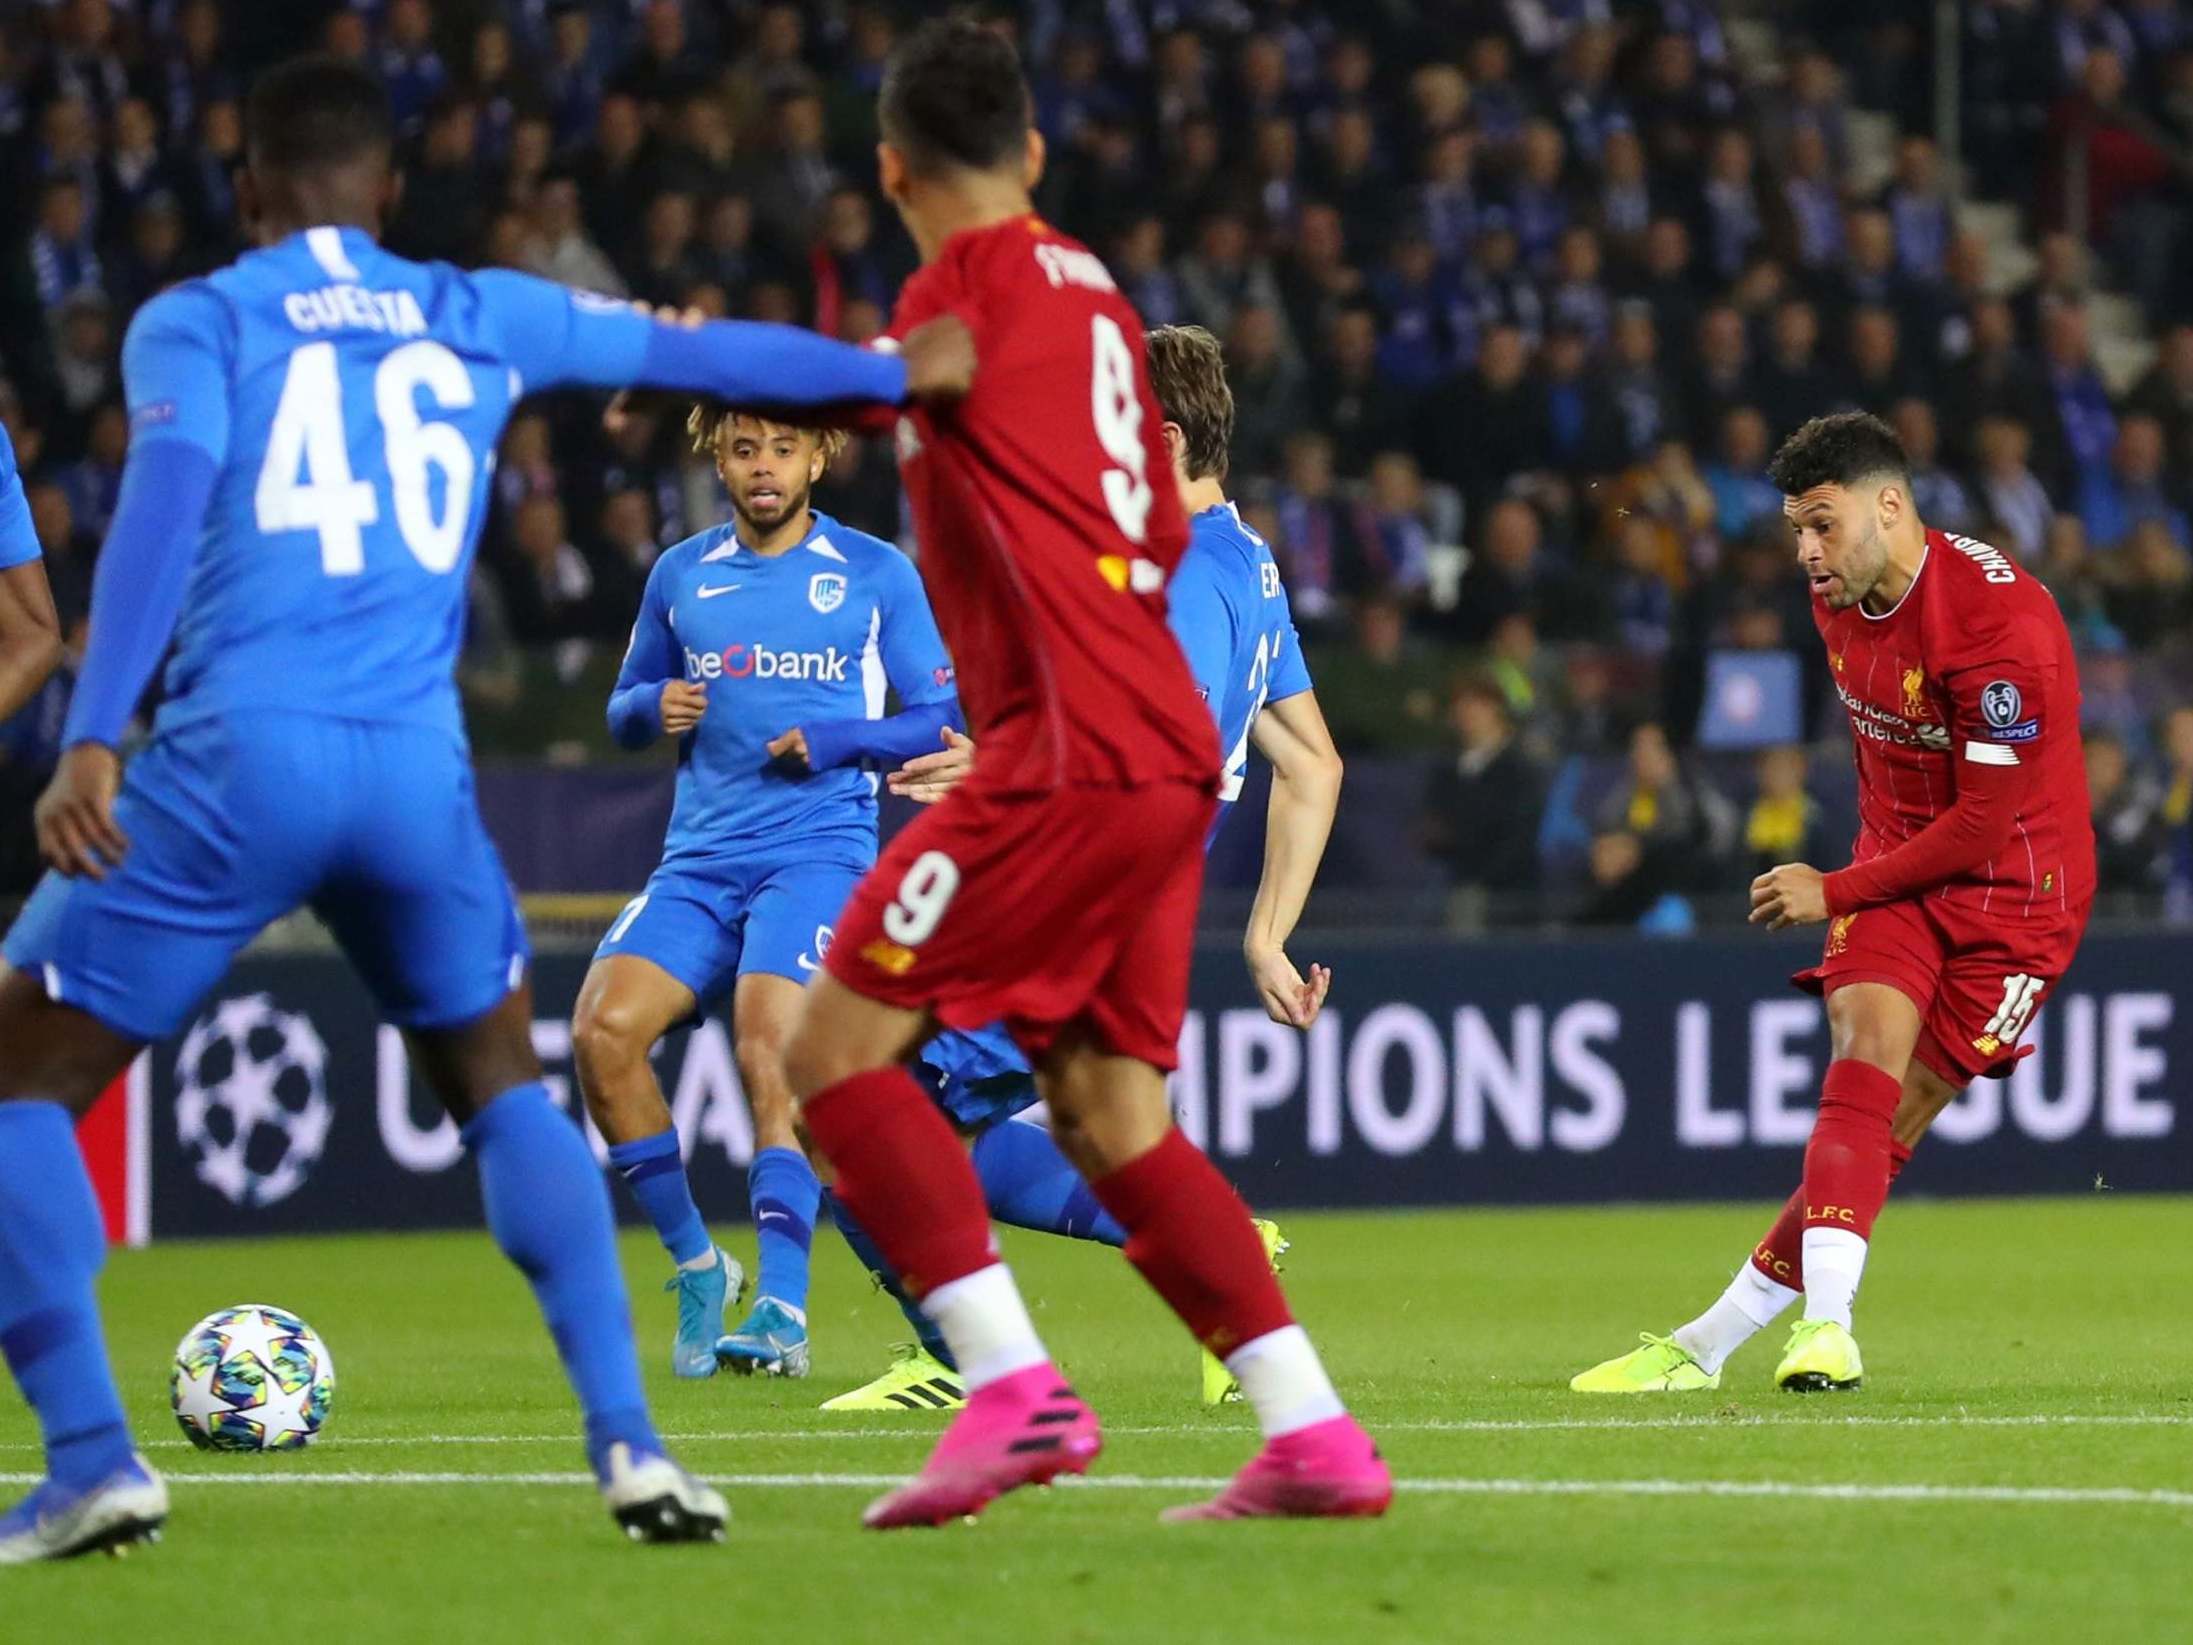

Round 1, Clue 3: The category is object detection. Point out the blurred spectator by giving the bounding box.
[2087,730,2166,894]
[1226,303,1309,480]
[111,192,193,315]
[1314,302,1413,473]
[378,0,451,138]
[1422,326,1550,521]
[1609,515,1678,657]
[1575,828,1693,931]
[2159,705,2193,917]
[1311,594,1447,755]
[1704,406,1783,541]
[2079,413,2190,550]
[1181,207,1282,340]
[1882,135,1953,285]
[1422,672,1544,922]
[628,189,704,307]
[2104,519,2193,644]
[1755,299,1840,440]
[524,173,626,295]
[2042,305,2120,489]
[1451,497,1600,644]
[391,94,485,266]
[27,177,101,312]
[542,2,610,144]
[2125,322,2193,467]
[1743,744,1828,879]
[1846,307,1919,413]
[498,494,612,682]
[1974,417,2056,562]
[1780,125,1846,273]
[56,400,124,544]
[750,90,842,254]
[1893,398,1977,533]
[1683,304,1758,448]
[1270,430,1353,624]
[1114,217,1184,330]
[25,479,92,621]
[1595,720,1735,884]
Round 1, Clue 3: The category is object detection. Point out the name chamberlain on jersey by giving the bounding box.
[1830,533,2033,756]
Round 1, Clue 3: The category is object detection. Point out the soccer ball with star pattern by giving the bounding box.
[171,1304,337,1452]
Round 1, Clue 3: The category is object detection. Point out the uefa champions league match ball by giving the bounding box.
[171,1303,337,1452]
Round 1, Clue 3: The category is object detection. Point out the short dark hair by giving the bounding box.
[1144,325,1233,481]
[246,53,393,177]
[1766,410,1911,496]
[879,17,1030,175]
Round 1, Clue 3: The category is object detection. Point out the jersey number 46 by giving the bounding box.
[256,339,480,576]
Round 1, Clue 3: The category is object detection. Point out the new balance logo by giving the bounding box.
[696,583,740,599]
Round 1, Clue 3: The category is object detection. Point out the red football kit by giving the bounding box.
[1796,527,2096,1085]
[823,215,1221,1068]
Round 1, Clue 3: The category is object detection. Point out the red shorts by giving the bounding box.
[824,777,1215,1071]
[1792,896,2090,1086]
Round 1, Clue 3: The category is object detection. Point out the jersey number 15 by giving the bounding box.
[256,339,480,576]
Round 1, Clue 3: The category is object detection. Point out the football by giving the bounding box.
[170,1304,337,1453]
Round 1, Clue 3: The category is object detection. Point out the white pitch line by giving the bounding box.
[1,1471,2189,1508]
[2,1411,2181,1454]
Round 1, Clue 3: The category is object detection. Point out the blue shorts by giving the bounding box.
[4,715,527,1042]
[915,1023,1039,1132]
[594,849,864,1007]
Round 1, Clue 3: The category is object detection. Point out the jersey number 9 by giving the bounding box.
[1090,315,1151,546]
[255,339,479,577]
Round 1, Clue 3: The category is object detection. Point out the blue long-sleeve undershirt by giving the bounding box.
[802,697,964,773]
[62,440,217,749]
[606,676,666,750]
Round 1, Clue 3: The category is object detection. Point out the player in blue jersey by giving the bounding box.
[0,421,64,728]
[0,55,971,1562]
[824,322,1344,1413]
[574,402,961,1380]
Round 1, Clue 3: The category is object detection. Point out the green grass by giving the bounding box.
[6,1198,2191,1643]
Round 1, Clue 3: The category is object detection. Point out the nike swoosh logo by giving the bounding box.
[696,584,740,599]
[756,1210,788,1225]
[797,952,819,973]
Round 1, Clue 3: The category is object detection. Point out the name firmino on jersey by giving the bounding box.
[283,284,429,338]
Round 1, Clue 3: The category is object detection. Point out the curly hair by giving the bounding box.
[686,405,848,470]
[1766,410,1910,496]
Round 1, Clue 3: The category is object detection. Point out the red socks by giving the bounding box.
[1090,1129,1293,1357]
[801,1067,994,1299]
[1753,1083,1916,1287]
[1803,1059,1904,1238]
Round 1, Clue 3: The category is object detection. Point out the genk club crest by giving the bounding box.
[809,572,847,614]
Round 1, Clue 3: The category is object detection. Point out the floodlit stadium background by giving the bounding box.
[2,0,2188,1233]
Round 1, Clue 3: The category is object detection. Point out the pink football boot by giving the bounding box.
[1162,1415,1393,1522]
[862,1363,1102,1529]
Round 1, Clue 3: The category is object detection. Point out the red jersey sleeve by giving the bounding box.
[1823,620,2055,914]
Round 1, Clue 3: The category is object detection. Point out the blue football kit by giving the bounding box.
[0,423,38,571]
[596,509,957,1002]
[0,223,917,1519]
[919,498,1315,1128]
[4,226,907,1040]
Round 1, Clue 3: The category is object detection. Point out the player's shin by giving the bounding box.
[972,1120,1126,1246]
[1090,1128,1340,1437]
[804,1067,1044,1389]
[826,1188,954,1366]
[1797,1059,1904,1328]
[748,1146,821,1314]
[464,1084,658,1465]
[607,1130,714,1269]
[0,1102,134,1489]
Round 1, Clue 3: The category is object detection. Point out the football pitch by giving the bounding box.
[5,1198,2189,1643]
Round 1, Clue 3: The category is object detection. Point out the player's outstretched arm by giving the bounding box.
[886,725,974,803]
[475,271,972,412]
[1244,689,1342,1028]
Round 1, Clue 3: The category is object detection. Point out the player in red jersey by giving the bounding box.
[780,20,1387,1527]
[1572,411,2094,1395]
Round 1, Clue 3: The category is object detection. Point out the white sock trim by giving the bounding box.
[1225,1324,1345,1439]
[1800,1227,1870,1330]
[922,1263,1048,1392]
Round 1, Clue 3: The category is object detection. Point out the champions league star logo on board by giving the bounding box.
[174,995,334,1207]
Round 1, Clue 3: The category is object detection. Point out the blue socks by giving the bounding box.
[824,1188,951,1366]
[607,1129,711,1267]
[972,1120,1126,1245]
[0,1102,132,1489]
[464,1085,656,1471]
[748,1146,820,1314]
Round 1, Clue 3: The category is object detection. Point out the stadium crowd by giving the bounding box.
[2,0,2191,926]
